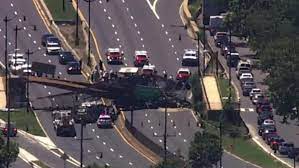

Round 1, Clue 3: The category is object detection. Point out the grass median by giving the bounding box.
[204,121,288,168]
[188,0,202,19]
[216,77,236,104]
[44,0,76,21]
[0,110,45,137]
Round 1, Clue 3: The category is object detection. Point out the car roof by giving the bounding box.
[143,64,155,70]
[135,50,147,55]
[178,68,190,72]
[184,49,197,55]
[108,48,120,52]
[252,88,261,92]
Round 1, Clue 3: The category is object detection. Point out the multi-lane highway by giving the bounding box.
[1,0,150,167]
[78,0,260,167]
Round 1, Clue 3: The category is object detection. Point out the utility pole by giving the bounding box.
[83,0,95,66]
[4,16,11,168]
[14,25,22,66]
[25,49,33,115]
[75,0,79,46]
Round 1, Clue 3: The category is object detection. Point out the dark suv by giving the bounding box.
[59,52,76,65]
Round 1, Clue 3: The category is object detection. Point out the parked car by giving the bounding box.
[269,137,285,149]
[41,33,54,46]
[142,64,157,76]
[59,51,76,65]
[0,123,17,137]
[257,113,273,125]
[279,142,294,155]
[250,88,262,99]
[265,134,279,144]
[257,104,273,113]
[241,81,256,96]
[226,52,240,67]
[134,50,149,67]
[97,114,113,128]
[182,49,199,66]
[256,98,270,109]
[258,125,276,136]
[214,32,228,47]
[221,42,235,57]
[236,67,251,79]
[287,148,299,159]
[259,111,273,119]
[262,132,277,141]
[66,62,81,74]
[262,119,275,126]
[252,94,265,105]
[237,59,252,70]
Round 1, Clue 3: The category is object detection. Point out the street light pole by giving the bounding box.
[75,0,79,46]
[25,49,33,114]
[14,25,22,66]
[4,16,11,168]
[163,96,168,164]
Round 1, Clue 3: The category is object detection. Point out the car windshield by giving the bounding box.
[185,53,196,57]
[137,55,147,59]
[179,71,189,75]
[110,52,120,55]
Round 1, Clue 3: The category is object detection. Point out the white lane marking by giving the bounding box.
[140,38,143,41]
[43,53,46,57]
[150,126,153,129]
[18,19,22,22]
[240,108,245,112]
[108,16,111,20]
[249,108,254,112]
[3,35,6,39]
[123,57,126,60]
[96,135,100,139]
[99,0,102,4]
[178,132,182,136]
[124,63,128,66]
[48,92,51,95]
[171,45,174,48]
[14,11,18,16]
[130,16,134,20]
[174,126,177,129]
[11,3,14,7]
[165,31,168,35]
[119,155,123,158]
[183,139,187,142]
[105,163,110,167]
[174,51,177,55]
[87,149,91,153]
[129,162,133,166]
[52,98,55,101]
[119,45,122,48]
[48,59,51,63]
[142,44,145,48]
[112,24,115,28]
[8,42,11,46]
[23,26,26,30]
[126,7,129,11]
[64,78,67,80]
[92,129,95,132]
[137,31,140,35]
[122,0,125,3]
[33,40,37,44]
[170,119,173,123]
[0,29,1,32]
[159,139,162,143]
[117,38,120,41]
[145,113,148,117]
[103,142,106,145]
[168,38,172,41]
[167,113,170,116]
[59,72,62,75]
[154,132,157,136]
[166,146,169,149]
[43,85,47,89]
[147,119,150,123]
[38,47,41,50]
[176,57,179,61]
[134,23,137,27]
[110,148,114,152]
[104,8,107,12]
[146,0,160,19]
[114,31,117,35]
[96,156,100,159]
[161,24,164,28]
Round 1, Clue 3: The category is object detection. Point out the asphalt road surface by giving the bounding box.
[78,0,260,167]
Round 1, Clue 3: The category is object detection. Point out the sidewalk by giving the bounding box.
[202,76,223,110]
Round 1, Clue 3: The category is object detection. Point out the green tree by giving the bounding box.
[188,131,222,168]
[151,158,184,168]
[0,136,19,167]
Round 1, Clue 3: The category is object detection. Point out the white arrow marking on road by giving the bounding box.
[146,0,160,20]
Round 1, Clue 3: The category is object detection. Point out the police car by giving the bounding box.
[182,49,199,66]
[106,48,123,64]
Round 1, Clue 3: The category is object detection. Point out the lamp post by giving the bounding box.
[83,0,95,67]
[75,0,79,46]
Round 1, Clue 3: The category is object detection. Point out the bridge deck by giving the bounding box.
[203,76,223,111]
[0,77,6,108]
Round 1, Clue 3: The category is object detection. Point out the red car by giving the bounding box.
[257,104,273,113]
[270,137,285,150]
[134,50,149,67]
[106,48,123,64]
[176,68,191,80]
